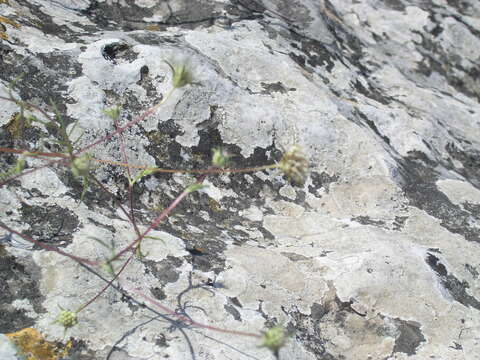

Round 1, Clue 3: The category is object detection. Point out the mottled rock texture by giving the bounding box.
[1,0,480,359]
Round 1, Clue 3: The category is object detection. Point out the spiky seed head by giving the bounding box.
[278,145,308,185]
[260,326,288,353]
[212,148,231,168]
[104,106,121,120]
[165,60,194,89]
[54,308,78,330]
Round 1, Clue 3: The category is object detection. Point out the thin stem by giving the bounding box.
[0,95,55,124]
[107,174,207,264]
[129,287,261,339]
[112,113,142,239]
[76,251,135,313]
[90,175,135,224]
[0,221,97,266]
[76,88,175,157]
[91,158,279,174]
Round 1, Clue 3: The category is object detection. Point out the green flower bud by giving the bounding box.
[54,307,78,330]
[212,148,231,168]
[164,60,194,89]
[104,106,121,120]
[71,154,91,178]
[260,326,288,353]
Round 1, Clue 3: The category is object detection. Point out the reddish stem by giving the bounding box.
[108,174,207,264]
[130,287,261,339]
[0,222,97,266]
[76,251,135,313]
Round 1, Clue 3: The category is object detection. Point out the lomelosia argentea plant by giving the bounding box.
[0,60,308,359]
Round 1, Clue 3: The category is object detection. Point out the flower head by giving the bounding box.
[164,59,195,89]
[53,306,78,331]
[278,145,308,185]
[71,154,92,179]
[212,147,232,168]
[260,326,288,354]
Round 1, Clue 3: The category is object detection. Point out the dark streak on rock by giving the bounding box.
[391,318,426,355]
[20,203,79,248]
[308,171,339,196]
[351,216,386,227]
[0,252,45,332]
[398,152,480,243]
[426,253,480,310]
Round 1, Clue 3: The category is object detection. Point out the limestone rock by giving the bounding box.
[1,0,479,359]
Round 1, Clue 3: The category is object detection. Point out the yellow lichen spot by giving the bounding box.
[5,112,26,138]
[5,328,72,360]
[0,14,20,40]
[145,24,161,31]
[0,15,20,28]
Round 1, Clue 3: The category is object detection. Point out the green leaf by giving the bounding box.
[186,183,205,194]
[130,167,157,186]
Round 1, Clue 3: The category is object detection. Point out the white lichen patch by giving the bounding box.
[436,179,480,206]
[11,299,38,319]
[19,167,68,197]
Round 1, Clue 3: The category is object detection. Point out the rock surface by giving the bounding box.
[1,0,479,359]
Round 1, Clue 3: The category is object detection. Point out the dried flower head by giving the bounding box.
[260,326,288,354]
[278,145,308,185]
[164,60,194,89]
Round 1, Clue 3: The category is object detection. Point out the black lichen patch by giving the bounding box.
[0,252,44,332]
[267,0,312,25]
[353,79,393,106]
[136,64,160,99]
[81,0,219,31]
[0,125,17,171]
[289,33,336,73]
[465,263,479,279]
[445,143,480,188]
[356,110,391,144]
[143,122,288,272]
[391,318,426,355]
[66,338,98,360]
[426,253,480,310]
[392,216,408,231]
[144,255,183,285]
[144,119,185,179]
[445,0,478,16]
[281,252,309,262]
[285,301,341,359]
[351,216,386,227]
[0,47,81,134]
[260,81,296,95]
[14,0,76,40]
[308,171,339,196]
[381,0,406,11]
[414,23,480,101]
[224,297,242,321]
[398,152,480,243]
[57,167,121,214]
[101,42,136,64]
[80,0,156,31]
[20,203,79,248]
